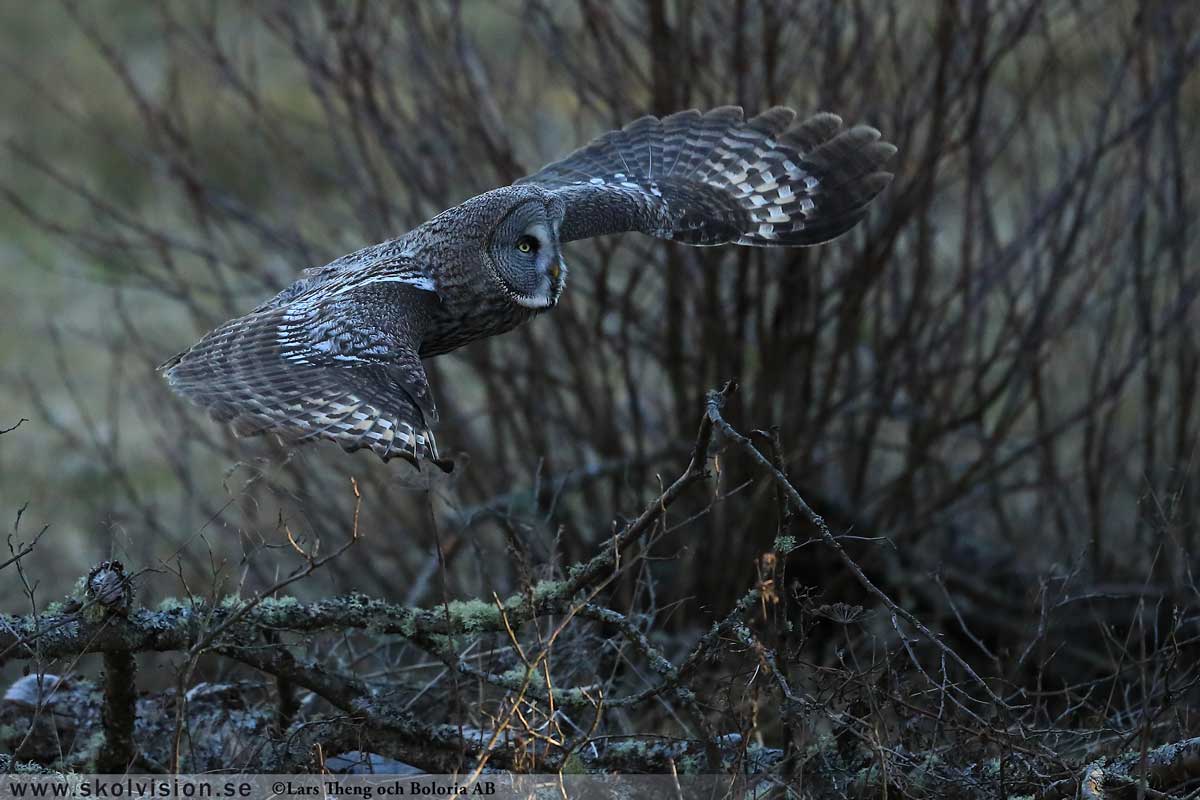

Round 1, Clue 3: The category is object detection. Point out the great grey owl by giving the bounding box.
[164,107,896,470]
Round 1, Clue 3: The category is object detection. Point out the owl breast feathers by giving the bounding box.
[163,106,896,470]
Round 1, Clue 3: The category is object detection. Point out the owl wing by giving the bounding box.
[517,106,895,246]
[163,269,451,469]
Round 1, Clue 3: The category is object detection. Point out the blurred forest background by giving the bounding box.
[1,0,1200,792]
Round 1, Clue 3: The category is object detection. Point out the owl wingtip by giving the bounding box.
[377,447,453,473]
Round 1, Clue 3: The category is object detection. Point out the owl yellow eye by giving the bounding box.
[516,236,538,254]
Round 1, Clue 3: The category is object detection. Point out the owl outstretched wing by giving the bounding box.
[517,106,895,246]
[162,273,451,470]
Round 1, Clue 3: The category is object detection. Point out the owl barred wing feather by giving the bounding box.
[518,106,895,246]
[162,281,451,470]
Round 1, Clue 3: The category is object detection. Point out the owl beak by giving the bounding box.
[547,259,562,282]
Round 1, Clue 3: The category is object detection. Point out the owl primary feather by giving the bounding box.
[163,107,896,470]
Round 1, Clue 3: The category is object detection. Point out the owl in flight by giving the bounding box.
[164,107,895,471]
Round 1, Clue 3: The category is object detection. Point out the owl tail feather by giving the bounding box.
[161,310,450,471]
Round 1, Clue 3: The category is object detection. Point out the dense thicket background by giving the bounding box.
[1,0,1199,791]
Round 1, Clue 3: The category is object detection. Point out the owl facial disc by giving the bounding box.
[487,199,567,309]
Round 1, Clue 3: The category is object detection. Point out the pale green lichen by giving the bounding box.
[364,602,417,637]
[530,579,566,603]
[156,597,191,613]
[439,580,568,635]
[219,595,246,611]
[602,740,652,760]
[253,595,302,625]
[330,593,372,617]
[0,754,58,774]
[444,598,504,634]
[773,535,798,554]
[499,666,530,683]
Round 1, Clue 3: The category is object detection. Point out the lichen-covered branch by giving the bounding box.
[0,431,718,668]
[1037,737,1200,800]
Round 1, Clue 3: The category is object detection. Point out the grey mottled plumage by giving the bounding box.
[163,107,896,469]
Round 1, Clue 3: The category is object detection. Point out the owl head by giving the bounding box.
[422,185,567,310]
[479,186,568,309]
